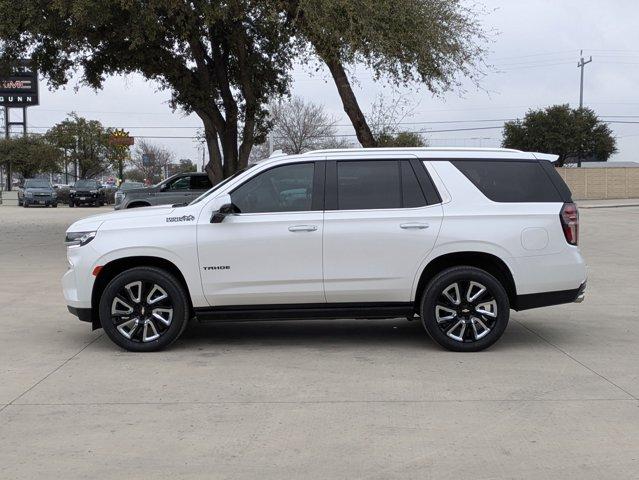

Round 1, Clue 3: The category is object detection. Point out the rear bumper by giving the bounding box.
[67,306,93,323]
[514,281,586,311]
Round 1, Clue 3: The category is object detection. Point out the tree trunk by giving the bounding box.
[323,56,377,148]
[203,127,224,185]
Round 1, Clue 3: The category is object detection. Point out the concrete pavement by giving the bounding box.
[1,205,638,479]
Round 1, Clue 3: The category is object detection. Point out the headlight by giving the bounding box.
[65,231,96,247]
[52,192,57,198]
[70,190,76,194]
[90,189,98,194]
[25,191,33,197]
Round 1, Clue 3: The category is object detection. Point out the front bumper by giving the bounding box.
[24,197,56,206]
[71,196,100,204]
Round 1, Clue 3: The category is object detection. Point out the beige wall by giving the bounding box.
[556,167,639,200]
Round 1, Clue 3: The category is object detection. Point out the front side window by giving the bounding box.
[167,176,191,191]
[231,163,315,213]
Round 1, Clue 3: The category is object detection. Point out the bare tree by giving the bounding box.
[368,94,428,147]
[270,97,353,154]
[128,140,175,184]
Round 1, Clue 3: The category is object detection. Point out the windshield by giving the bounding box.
[189,166,256,206]
[24,179,51,188]
[75,180,98,189]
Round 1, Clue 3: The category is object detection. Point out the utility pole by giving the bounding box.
[577,50,593,109]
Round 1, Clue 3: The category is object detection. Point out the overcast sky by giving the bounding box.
[17,0,639,167]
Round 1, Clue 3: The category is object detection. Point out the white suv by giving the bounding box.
[63,148,586,352]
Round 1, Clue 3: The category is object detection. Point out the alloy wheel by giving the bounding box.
[111,280,174,343]
[434,280,498,343]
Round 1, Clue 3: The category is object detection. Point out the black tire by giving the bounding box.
[23,202,29,208]
[99,267,190,352]
[52,203,58,208]
[420,266,510,352]
[69,201,74,208]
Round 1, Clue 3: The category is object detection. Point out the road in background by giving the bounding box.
[1,205,638,479]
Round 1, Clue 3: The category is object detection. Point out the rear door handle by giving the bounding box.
[400,223,429,230]
[288,225,318,232]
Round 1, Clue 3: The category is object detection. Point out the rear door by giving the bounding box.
[323,156,443,303]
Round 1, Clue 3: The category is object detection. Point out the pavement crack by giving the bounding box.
[514,319,638,401]
[0,333,103,414]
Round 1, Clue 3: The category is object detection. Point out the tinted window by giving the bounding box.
[337,161,401,210]
[231,163,314,213]
[75,180,98,189]
[25,179,50,188]
[401,161,427,208]
[168,176,190,191]
[191,175,213,190]
[451,160,563,203]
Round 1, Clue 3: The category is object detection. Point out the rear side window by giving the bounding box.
[401,161,427,208]
[337,161,401,210]
[451,160,563,202]
[191,175,213,190]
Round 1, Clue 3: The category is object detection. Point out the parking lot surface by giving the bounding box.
[1,205,638,479]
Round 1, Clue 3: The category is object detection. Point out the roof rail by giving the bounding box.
[301,147,523,156]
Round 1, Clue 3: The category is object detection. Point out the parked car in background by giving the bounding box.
[18,178,58,208]
[69,179,106,207]
[113,172,212,210]
[114,181,145,208]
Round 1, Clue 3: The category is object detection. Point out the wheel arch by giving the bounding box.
[90,256,193,329]
[413,251,517,308]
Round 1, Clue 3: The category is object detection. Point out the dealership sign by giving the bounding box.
[0,60,39,107]
[109,129,134,147]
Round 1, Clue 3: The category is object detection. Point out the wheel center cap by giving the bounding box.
[140,306,146,316]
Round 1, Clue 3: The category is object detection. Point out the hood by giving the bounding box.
[67,205,176,233]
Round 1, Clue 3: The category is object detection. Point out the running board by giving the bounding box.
[194,302,415,322]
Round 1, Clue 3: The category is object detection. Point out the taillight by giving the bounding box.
[560,202,579,245]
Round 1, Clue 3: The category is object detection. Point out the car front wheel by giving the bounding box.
[420,266,510,352]
[99,267,190,352]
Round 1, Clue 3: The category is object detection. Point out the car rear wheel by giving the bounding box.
[420,266,510,352]
[99,267,190,352]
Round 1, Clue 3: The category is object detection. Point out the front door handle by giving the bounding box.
[400,223,429,230]
[288,225,318,232]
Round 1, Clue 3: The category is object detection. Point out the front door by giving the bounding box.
[197,161,325,306]
[323,157,443,303]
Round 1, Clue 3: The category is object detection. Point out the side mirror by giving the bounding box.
[211,203,240,223]
[159,183,168,192]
